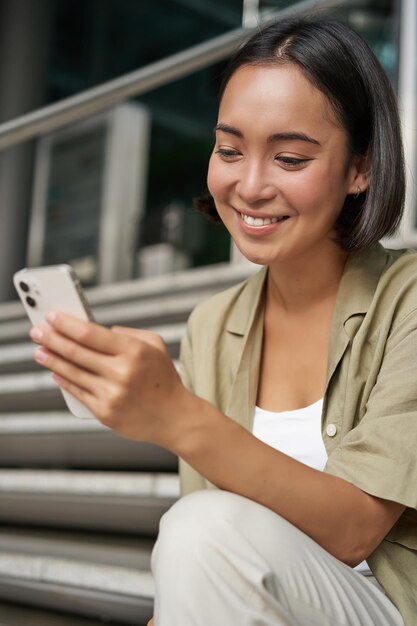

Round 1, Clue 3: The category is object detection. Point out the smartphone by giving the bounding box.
[13,264,96,419]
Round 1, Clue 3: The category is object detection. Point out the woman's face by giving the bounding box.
[207,64,366,266]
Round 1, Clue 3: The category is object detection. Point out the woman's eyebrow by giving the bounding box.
[214,124,321,146]
[214,123,242,138]
[268,131,321,146]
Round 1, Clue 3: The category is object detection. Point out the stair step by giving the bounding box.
[0,264,255,345]
[0,526,154,568]
[0,602,111,626]
[0,469,179,533]
[0,261,253,327]
[0,412,177,469]
[0,359,179,411]
[0,322,184,374]
[0,371,60,411]
[0,556,153,625]
[0,290,204,344]
[0,527,156,624]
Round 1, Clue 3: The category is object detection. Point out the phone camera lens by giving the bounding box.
[19,281,30,293]
[26,296,36,308]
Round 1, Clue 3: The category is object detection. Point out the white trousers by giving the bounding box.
[151,490,404,626]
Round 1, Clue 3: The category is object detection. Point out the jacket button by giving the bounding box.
[326,423,337,437]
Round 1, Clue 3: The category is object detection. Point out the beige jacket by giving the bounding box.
[179,243,417,626]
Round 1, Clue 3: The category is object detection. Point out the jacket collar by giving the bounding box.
[224,266,267,429]
[225,265,268,337]
[225,244,389,337]
[333,243,390,324]
[223,244,390,423]
[327,243,390,383]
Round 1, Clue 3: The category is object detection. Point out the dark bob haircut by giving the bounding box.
[195,16,405,251]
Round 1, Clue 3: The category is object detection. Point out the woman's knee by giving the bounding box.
[154,491,233,554]
[152,489,303,577]
[158,489,266,542]
[151,488,334,620]
[152,491,253,573]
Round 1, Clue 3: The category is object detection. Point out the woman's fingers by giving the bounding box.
[29,314,184,443]
[112,326,169,353]
[29,312,136,376]
[111,326,144,338]
[52,372,100,415]
[43,311,127,355]
[30,324,110,376]
[34,346,101,395]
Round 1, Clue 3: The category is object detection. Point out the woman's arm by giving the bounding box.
[175,392,405,566]
[30,312,405,566]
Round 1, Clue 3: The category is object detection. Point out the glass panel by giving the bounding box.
[47,0,244,100]
[259,1,398,82]
[43,0,243,278]
[43,128,106,283]
[136,61,231,274]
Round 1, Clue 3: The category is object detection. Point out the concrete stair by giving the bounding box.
[0,262,252,624]
[0,603,110,626]
[0,528,154,624]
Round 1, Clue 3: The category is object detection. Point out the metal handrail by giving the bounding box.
[0,0,353,152]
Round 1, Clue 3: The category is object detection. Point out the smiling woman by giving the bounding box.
[207,63,366,267]
[196,19,404,253]
[30,15,416,626]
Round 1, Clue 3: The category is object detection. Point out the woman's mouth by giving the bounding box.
[240,212,289,227]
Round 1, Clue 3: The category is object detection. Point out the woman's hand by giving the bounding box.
[29,312,195,449]
[147,618,155,626]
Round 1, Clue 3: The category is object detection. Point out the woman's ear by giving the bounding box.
[348,153,371,195]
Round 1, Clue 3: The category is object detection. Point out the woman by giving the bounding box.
[30,16,416,626]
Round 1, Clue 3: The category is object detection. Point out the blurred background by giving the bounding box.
[0,1,415,625]
[0,0,415,301]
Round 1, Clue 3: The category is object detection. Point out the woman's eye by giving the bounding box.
[276,156,309,168]
[215,148,241,159]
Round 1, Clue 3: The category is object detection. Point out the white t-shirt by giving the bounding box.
[253,399,370,576]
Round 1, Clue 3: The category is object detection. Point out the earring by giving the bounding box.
[353,185,361,199]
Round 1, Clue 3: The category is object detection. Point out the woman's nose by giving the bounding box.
[235,164,277,204]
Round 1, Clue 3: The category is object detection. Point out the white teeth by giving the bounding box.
[240,213,281,227]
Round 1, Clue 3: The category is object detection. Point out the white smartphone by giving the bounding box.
[13,264,96,419]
